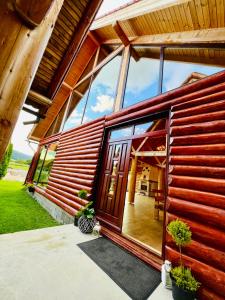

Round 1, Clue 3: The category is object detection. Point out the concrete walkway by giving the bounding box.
[0,225,172,300]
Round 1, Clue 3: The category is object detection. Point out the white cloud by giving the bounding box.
[91,94,114,113]
[126,57,159,94]
[96,0,130,18]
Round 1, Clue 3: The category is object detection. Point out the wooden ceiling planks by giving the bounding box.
[31,0,89,97]
[94,0,225,41]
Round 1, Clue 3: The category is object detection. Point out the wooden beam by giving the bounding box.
[114,45,130,112]
[27,90,52,107]
[132,151,167,157]
[0,0,63,162]
[14,0,54,28]
[48,0,103,99]
[102,28,225,46]
[112,21,130,46]
[74,45,124,89]
[22,107,45,119]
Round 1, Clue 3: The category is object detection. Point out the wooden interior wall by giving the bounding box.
[35,117,105,216]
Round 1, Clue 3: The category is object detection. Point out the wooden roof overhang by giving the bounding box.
[24,0,103,134]
[29,0,225,141]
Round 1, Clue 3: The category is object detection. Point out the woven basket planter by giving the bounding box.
[78,215,96,233]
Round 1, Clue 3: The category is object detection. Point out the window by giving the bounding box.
[123,47,160,108]
[162,47,224,92]
[83,52,122,122]
[33,143,57,186]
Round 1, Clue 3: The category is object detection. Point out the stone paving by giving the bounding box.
[0,225,172,300]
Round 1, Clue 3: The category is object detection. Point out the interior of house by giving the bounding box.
[122,119,167,255]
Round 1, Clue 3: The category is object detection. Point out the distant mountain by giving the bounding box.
[12,150,32,161]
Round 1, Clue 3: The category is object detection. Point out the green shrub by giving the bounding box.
[78,189,88,199]
[167,219,192,247]
[76,201,95,219]
[0,143,13,179]
[171,266,200,292]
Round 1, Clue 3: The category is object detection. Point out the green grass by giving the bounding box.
[9,161,29,171]
[0,180,59,234]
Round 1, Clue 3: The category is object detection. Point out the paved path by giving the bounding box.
[0,225,172,300]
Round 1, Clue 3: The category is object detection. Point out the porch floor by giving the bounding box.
[0,225,172,300]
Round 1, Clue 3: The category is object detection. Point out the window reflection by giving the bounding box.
[33,143,57,186]
[83,53,122,122]
[123,47,160,108]
[162,48,224,92]
[110,126,133,140]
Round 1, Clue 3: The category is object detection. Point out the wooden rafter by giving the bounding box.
[112,21,130,46]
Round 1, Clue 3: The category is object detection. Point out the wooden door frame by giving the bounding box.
[95,110,169,261]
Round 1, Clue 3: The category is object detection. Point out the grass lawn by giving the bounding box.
[0,180,59,234]
[9,161,29,171]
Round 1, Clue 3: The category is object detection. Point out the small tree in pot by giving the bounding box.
[78,202,96,234]
[167,219,200,300]
[74,190,88,226]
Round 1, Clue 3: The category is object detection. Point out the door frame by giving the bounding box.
[95,110,170,260]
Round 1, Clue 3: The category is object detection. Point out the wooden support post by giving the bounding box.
[128,156,137,204]
[0,0,63,162]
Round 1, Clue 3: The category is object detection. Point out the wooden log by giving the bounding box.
[35,186,76,216]
[54,153,99,160]
[168,175,225,195]
[53,158,98,165]
[169,155,225,167]
[171,110,225,127]
[170,133,225,146]
[57,143,101,152]
[167,197,225,229]
[61,124,104,142]
[50,170,94,181]
[170,144,225,155]
[51,166,96,175]
[47,181,90,198]
[58,137,102,149]
[53,162,98,169]
[47,185,89,205]
[50,172,93,186]
[171,99,225,120]
[166,235,225,272]
[199,288,225,300]
[171,90,225,112]
[168,187,225,210]
[165,246,225,298]
[59,132,103,147]
[55,148,100,157]
[46,189,82,211]
[0,0,64,161]
[48,176,92,193]
[167,213,225,251]
[170,120,225,137]
[169,165,225,179]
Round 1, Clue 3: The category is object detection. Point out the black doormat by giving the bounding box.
[78,237,161,300]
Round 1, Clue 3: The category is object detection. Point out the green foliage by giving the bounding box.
[78,189,88,199]
[75,201,95,219]
[0,180,59,234]
[171,266,200,292]
[0,143,13,179]
[167,219,192,247]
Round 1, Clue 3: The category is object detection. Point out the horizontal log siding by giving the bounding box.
[167,97,225,299]
[36,117,105,216]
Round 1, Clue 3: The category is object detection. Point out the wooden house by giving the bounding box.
[26,1,225,299]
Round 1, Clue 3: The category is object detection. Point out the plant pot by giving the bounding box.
[171,278,196,300]
[28,186,35,193]
[74,216,79,227]
[78,215,96,233]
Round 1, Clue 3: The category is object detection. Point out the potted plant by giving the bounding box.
[27,183,35,193]
[74,190,88,226]
[77,201,96,234]
[167,219,200,300]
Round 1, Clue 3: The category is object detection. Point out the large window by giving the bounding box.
[63,51,122,131]
[162,47,224,92]
[33,143,57,186]
[123,47,160,108]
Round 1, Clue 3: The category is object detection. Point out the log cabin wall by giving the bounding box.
[35,117,105,216]
[30,70,225,300]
